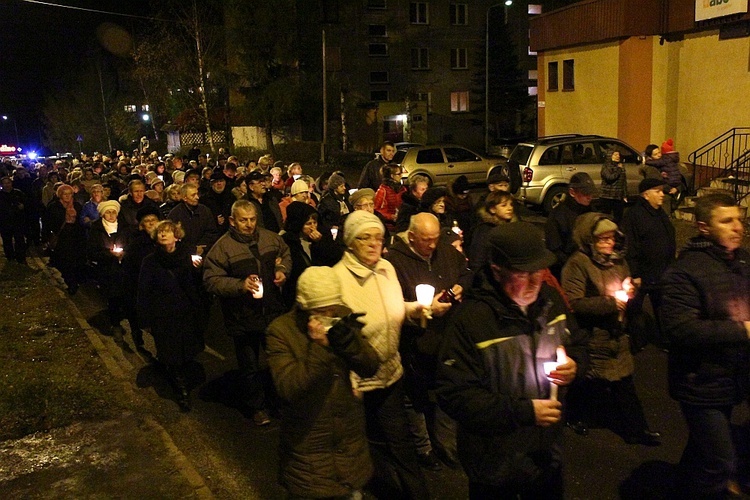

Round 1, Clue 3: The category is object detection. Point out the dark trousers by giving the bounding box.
[628,286,665,351]
[1,227,26,262]
[234,333,267,411]
[679,403,737,498]
[468,459,564,499]
[363,379,430,500]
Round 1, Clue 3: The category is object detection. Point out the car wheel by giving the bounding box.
[543,185,567,214]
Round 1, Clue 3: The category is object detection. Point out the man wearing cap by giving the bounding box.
[545,172,598,279]
[244,171,282,233]
[200,171,234,231]
[358,141,396,191]
[204,199,291,426]
[266,266,380,499]
[620,178,676,350]
[436,222,587,499]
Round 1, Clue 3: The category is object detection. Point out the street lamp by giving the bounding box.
[485,2,513,154]
[1,115,20,146]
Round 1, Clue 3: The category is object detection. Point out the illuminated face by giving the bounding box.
[569,188,593,207]
[354,196,375,214]
[293,191,310,202]
[302,216,318,239]
[185,174,201,187]
[431,196,446,215]
[491,199,514,222]
[489,181,510,192]
[168,189,182,202]
[409,223,440,259]
[102,209,118,223]
[157,227,178,250]
[211,179,226,194]
[642,186,665,209]
[248,180,266,198]
[701,205,744,252]
[184,186,200,206]
[413,182,428,200]
[649,147,662,160]
[230,206,257,236]
[381,145,396,162]
[130,184,146,203]
[59,189,74,203]
[494,266,544,307]
[91,188,103,203]
[335,183,347,195]
[139,215,159,233]
[594,231,616,256]
[611,151,621,163]
[350,228,384,267]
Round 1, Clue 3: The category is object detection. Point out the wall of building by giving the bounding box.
[618,36,653,151]
[538,41,620,137]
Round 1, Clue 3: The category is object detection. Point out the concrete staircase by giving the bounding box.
[674,178,750,221]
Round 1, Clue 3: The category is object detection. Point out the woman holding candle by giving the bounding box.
[44,183,86,294]
[561,212,660,445]
[86,200,131,342]
[137,220,205,411]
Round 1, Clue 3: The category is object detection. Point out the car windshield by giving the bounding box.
[509,145,533,165]
[392,150,407,164]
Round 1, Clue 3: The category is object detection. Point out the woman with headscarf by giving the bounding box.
[87,200,130,342]
[561,212,660,445]
[44,184,85,294]
[333,210,430,500]
[137,220,204,411]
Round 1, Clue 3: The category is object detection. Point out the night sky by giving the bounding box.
[0,0,150,150]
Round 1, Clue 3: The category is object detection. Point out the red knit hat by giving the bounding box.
[661,138,674,154]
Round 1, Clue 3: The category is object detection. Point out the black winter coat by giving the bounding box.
[86,219,129,299]
[660,237,750,406]
[621,197,675,286]
[544,195,592,278]
[281,231,343,309]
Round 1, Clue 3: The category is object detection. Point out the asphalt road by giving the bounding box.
[66,214,749,500]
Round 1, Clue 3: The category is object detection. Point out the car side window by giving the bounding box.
[597,141,639,163]
[537,146,561,165]
[444,147,478,163]
[572,142,598,164]
[416,148,445,164]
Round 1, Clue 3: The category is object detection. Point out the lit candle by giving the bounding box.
[415,284,435,328]
[330,227,338,240]
[191,254,203,266]
[252,277,264,299]
[543,362,559,401]
[614,289,629,303]
[112,245,123,256]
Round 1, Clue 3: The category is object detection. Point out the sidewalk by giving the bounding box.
[0,251,212,499]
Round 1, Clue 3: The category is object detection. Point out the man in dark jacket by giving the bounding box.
[387,212,471,469]
[620,178,676,349]
[118,179,159,232]
[200,170,234,232]
[358,141,396,190]
[203,200,291,426]
[0,176,29,263]
[436,222,587,499]
[244,171,282,233]
[168,183,220,255]
[544,172,597,279]
[659,193,750,499]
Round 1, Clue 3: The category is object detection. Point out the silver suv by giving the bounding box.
[501,135,643,213]
[394,144,507,187]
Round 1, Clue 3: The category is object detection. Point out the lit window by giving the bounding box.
[410,2,429,24]
[451,48,468,69]
[369,43,388,57]
[563,59,575,91]
[528,4,542,14]
[411,48,429,70]
[370,71,389,84]
[450,91,469,112]
[370,90,389,101]
[548,61,559,91]
[528,86,538,96]
[124,105,136,113]
[450,4,468,25]
[142,104,150,112]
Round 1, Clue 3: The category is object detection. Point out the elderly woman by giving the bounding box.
[333,210,430,500]
[317,173,352,235]
[137,220,204,411]
[87,200,130,342]
[44,184,85,294]
[80,183,104,232]
[159,183,182,220]
[338,188,391,248]
[561,212,659,445]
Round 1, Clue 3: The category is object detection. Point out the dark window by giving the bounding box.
[597,142,639,163]
[370,90,389,101]
[368,24,387,37]
[411,48,429,69]
[416,148,445,164]
[450,4,468,25]
[321,0,339,23]
[563,59,574,91]
[451,48,468,69]
[410,2,429,24]
[368,0,386,9]
[370,71,389,84]
[548,61,558,91]
[572,142,598,164]
[445,147,478,162]
[538,146,561,165]
[369,43,388,57]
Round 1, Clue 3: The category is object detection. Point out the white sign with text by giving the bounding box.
[696,0,748,22]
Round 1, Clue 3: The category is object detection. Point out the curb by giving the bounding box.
[29,253,214,498]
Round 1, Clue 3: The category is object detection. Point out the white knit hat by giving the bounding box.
[290,179,309,196]
[343,210,384,247]
[97,200,121,216]
[296,266,350,315]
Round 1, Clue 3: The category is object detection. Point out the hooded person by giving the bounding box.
[265,266,380,499]
[561,212,660,445]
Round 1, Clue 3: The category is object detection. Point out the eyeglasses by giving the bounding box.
[355,234,384,244]
[355,202,375,209]
[596,235,616,242]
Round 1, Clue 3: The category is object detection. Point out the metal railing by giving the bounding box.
[688,128,750,200]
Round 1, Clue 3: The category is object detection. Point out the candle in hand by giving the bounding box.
[415,284,435,328]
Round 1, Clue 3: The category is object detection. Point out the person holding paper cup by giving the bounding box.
[561,212,660,446]
[436,222,587,499]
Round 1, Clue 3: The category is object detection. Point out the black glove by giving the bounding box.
[327,312,366,353]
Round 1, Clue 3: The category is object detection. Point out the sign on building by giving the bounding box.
[696,0,748,22]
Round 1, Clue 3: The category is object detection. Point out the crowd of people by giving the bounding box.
[0,138,748,499]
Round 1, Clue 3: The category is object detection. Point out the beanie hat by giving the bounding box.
[296,266,350,316]
[593,218,618,236]
[420,187,448,211]
[290,179,309,196]
[638,178,667,193]
[661,138,674,154]
[285,201,318,234]
[97,200,121,216]
[136,205,161,222]
[452,175,470,195]
[328,173,346,192]
[172,171,185,184]
[343,209,384,247]
[149,177,164,188]
[210,170,227,182]
[486,222,556,272]
[349,188,376,208]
